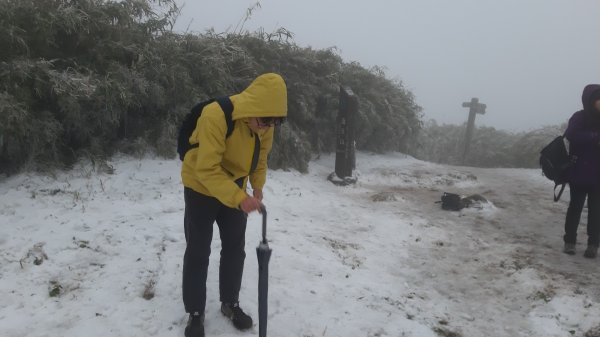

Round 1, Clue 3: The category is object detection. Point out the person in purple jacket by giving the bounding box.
[563,84,600,258]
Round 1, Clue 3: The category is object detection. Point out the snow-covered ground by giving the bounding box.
[2,152,600,337]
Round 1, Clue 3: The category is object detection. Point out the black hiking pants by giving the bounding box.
[564,184,600,246]
[182,187,247,314]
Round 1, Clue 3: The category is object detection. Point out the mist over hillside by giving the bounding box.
[414,121,566,168]
[0,0,565,176]
[0,0,420,174]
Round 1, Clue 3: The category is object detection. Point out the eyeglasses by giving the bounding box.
[257,117,285,127]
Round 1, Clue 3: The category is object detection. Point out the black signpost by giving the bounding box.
[333,86,358,182]
[461,97,486,164]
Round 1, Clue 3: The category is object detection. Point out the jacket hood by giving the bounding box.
[582,84,600,111]
[230,73,288,120]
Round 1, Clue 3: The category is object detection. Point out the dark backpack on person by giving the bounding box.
[177,97,234,161]
[539,135,572,201]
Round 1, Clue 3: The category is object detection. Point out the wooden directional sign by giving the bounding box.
[462,98,486,114]
[462,98,486,164]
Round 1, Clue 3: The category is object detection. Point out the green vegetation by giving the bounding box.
[414,121,565,168]
[0,0,562,174]
[0,0,422,174]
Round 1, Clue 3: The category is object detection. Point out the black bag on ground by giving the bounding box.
[440,192,464,211]
[539,135,572,202]
[177,97,234,161]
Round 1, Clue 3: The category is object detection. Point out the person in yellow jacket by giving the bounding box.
[181,73,287,337]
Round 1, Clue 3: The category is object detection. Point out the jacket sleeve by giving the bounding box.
[194,113,247,208]
[249,128,274,190]
[565,113,600,146]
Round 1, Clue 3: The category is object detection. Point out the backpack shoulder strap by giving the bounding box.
[250,133,260,174]
[554,183,567,202]
[215,97,234,138]
[212,97,260,179]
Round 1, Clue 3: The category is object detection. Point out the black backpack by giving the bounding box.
[439,192,465,211]
[177,97,234,161]
[539,135,572,201]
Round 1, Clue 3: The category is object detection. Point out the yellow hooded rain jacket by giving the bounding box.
[181,73,288,208]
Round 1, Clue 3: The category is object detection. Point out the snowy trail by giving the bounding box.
[2,153,600,337]
[349,154,600,337]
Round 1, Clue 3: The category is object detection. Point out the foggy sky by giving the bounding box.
[173,0,600,132]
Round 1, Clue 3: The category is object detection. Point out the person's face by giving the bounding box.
[247,117,284,132]
[595,99,600,113]
[247,117,271,133]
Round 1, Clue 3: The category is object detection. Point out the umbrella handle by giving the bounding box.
[260,205,267,244]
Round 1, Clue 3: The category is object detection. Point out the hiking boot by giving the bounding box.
[563,243,576,255]
[584,245,598,259]
[221,302,253,330]
[184,312,204,337]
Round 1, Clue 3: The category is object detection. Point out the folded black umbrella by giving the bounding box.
[256,205,271,337]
